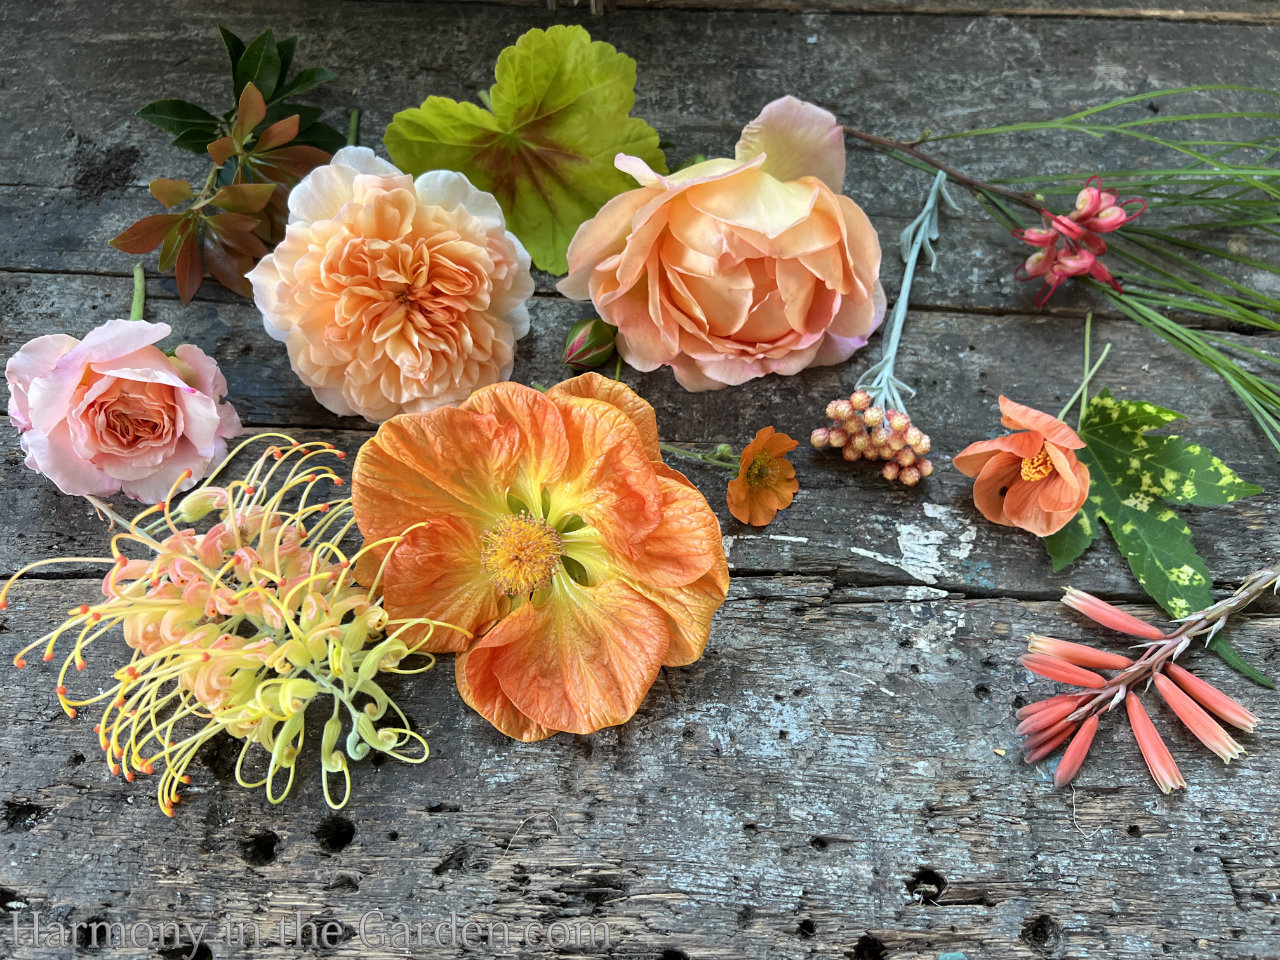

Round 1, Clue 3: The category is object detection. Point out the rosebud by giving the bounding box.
[562,317,617,370]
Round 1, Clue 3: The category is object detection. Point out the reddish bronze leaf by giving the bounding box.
[208,136,236,166]
[110,214,184,254]
[210,182,277,214]
[174,229,204,305]
[231,83,267,142]
[149,178,193,208]
[202,236,254,297]
[255,115,300,153]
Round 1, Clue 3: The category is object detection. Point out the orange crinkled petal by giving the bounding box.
[464,578,671,736]
[610,475,725,588]
[547,372,662,462]
[998,396,1085,450]
[462,381,571,496]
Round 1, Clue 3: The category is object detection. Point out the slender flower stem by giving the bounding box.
[130,263,146,322]
[842,125,1044,211]
[660,442,738,472]
[1056,313,1112,424]
[347,109,360,148]
[856,170,957,417]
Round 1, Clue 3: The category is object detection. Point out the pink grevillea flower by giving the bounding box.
[1015,574,1268,792]
[1013,176,1145,306]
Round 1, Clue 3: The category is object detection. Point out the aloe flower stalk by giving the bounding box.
[1,435,456,814]
[1016,564,1278,792]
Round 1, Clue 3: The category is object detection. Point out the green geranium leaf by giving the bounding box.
[384,24,667,274]
[1044,389,1261,621]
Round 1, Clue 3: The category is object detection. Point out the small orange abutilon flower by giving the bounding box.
[954,396,1091,537]
[727,426,799,526]
[351,373,730,741]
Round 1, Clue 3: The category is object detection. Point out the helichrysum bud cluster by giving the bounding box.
[810,390,934,486]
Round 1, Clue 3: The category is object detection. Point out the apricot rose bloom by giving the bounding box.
[5,319,241,502]
[954,396,1091,537]
[558,96,885,391]
[248,146,534,423]
[351,374,730,741]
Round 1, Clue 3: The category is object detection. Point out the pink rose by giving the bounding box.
[558,96,886,391]
[5,319,242,501]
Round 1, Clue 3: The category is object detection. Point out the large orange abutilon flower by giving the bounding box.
[351,373,730,741]
[954,396,1091,537]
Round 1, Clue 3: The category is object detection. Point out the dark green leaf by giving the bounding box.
[137,99,220,137]
[263,102,321,131]
[218,25,245,74]
[234,30,280,100]
[1206,633,1275,688]
[291,121,346,153]
[270,67,338,104]
[275,35,297,86]
[1044,509,1097,572]
[169,126,220,154]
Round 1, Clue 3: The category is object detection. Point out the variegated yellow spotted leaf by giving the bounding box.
[1046,390,1261,620]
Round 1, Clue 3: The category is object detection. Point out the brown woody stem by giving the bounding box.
[842,126,1045,212]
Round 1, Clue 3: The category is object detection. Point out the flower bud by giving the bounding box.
[863,406,884,428]
[895,448,916,467]
[904,425,924,448]
[842,418,866,435]
[850,390,872,412]
[841,445,861,462]
[887,431,907,452]
[881,462,900,482]
[870,426,889,447]
[899,466,921,487]
[917,458,934,477]
[887,410,910,433]
[176,487,230,523]
[828,399,854,421]
[911,433,932,455]
[562,317,617,370]
[827,428,849,448]
[713,443,734,460]
[810,428,831,449]
[852,433,870,452]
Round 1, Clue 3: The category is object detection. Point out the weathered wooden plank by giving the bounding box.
[2,271,1276,603]
[0,576,1277,960]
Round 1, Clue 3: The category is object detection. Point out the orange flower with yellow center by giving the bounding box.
[351,373,730,741]
[726,426,799,526]
[953,395,1091,537]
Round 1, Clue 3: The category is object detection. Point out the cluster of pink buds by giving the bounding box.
[1017,584,1265,793]
[1013,176,1146,306]
[810,390,934,486]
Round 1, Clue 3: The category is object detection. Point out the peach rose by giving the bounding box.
[558,97,885,391]
[248,146,534,423]
[5,319,242,501]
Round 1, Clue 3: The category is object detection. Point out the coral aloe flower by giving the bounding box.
[954,396,1090,537]
[727,427,799,526]
[351,373,730,741]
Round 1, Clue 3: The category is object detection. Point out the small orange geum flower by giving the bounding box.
[953,396,1090,537]
[727,427,799,526]
[351,373,730,741]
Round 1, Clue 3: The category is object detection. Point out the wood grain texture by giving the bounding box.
[1,2,1279,958]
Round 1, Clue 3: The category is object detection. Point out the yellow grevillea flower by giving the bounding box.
[352,373,730,741]
[1,437,452,814]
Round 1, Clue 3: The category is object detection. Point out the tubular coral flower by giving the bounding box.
[1026,635,1133,670]
[1053,714,1099,789]
[726,427,799,526]
[1019,653,1108,689]
[1061,587,1168,641]
[350,373,730,741]
[1164,662,1258,732]
[1126,691,1186,794]
[1153,673,1246,764]
[2,438,448,814]
[953,395,1090,537]
[248,147,535,423]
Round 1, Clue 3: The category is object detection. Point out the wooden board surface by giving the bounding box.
[2,1,1279,958]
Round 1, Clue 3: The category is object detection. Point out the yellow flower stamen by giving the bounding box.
[482,513,564,596]
[745,452,774,487]
[1020,447,1055,482]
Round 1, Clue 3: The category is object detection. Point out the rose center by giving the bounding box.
[1020,448,1055,482]
[481,514,564,596]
